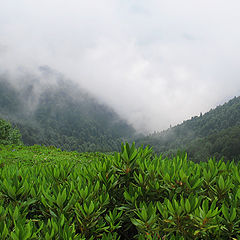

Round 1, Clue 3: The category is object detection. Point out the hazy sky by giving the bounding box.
[1,0,240,132]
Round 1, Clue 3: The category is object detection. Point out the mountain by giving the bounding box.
[0,67,135,152]
[136,96,240,161]
[1,67,240,160]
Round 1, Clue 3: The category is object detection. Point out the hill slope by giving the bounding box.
[137,96,240,161]
[0,68,135,152]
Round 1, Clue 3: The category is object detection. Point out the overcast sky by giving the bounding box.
[1,0,240,132]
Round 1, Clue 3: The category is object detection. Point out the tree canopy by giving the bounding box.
[0,119,22,145]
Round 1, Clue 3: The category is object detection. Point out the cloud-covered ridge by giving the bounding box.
[1,0,240,132]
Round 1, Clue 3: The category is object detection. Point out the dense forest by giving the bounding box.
[0,69,135,152]
[137,96,240,162]
[1,67,240,161]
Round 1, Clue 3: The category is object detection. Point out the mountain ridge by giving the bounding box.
[1,67,240,160]
[0,68,135,152]
[136,95,240,161]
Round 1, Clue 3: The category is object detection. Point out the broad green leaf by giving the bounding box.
[89,201,94,215]
[167,200,174,214]
[185,199,191,213]
[222,203,230,220]
[141,206,148,222]
[218,175,225,190]
[230,208,237,222]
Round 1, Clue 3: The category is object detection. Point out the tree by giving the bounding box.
[0,119,22,145]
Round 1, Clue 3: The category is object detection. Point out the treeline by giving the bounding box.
[137,96,240,162]
[187,124,240,162]
[0,119,22,145]
[1,67,240,160]
[0,70,135,152]
[14,86,134,152]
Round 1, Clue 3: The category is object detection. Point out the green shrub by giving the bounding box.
[0,119,22,145]
[1,142,240,239]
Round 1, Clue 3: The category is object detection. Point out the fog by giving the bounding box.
[1,0,240,132]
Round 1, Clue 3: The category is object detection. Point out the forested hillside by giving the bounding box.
[0,69,135,152]
[137,96,240,161]
[1,67,240,160]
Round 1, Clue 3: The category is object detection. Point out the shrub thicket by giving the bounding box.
[0,143,240,239]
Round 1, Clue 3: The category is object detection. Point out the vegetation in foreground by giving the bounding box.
[1,142,240,239]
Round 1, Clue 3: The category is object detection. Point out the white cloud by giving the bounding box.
[1,0,240,132]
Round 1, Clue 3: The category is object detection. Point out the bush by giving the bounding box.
[1,142,240,239]
[0,118,22,145]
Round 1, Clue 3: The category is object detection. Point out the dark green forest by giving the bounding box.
[0,119,22,145]
[1,70,240,162]
[136,96,240,162]
[0,72,135,152]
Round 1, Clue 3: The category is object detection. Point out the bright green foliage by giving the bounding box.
[1,143,240,239]
[0,119,22,145]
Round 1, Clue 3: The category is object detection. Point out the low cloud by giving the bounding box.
[1,0,240,132]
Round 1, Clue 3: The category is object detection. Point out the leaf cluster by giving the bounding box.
[1,143,240,239]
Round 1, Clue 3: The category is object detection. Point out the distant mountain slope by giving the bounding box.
[186,124,240,162]
[0,68,135,152]
[137,96,240,161]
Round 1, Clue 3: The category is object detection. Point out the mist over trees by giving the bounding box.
[1,66,240,161]
[137,96,240,162]
[0,68,135,152]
